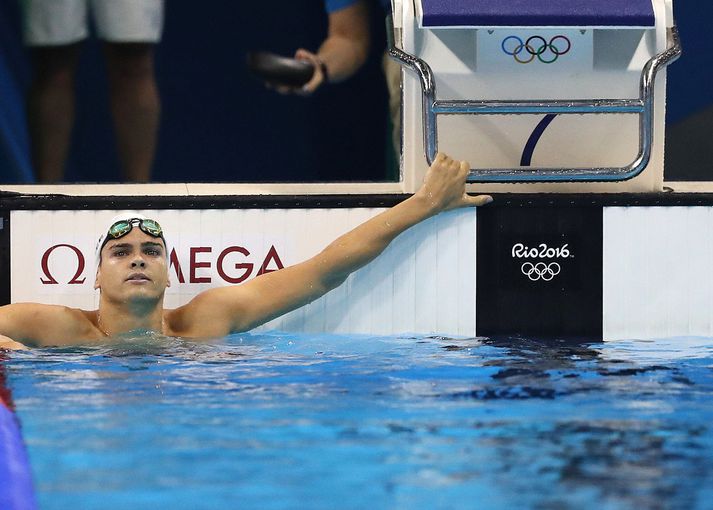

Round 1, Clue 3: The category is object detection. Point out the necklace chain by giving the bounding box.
[96,311,166,337]
[96,312,110,337]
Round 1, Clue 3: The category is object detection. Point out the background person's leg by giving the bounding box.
[22,0,87,183]
[103,42,160,182]
[27,44,81,183]
[93,0,164,182]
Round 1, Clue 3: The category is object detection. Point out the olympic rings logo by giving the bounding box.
[501,35,571,64]
[521,262,561,282]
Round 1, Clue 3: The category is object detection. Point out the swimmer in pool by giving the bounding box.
[0,153,492,350]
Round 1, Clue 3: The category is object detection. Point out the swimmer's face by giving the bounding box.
[94,228,170,302]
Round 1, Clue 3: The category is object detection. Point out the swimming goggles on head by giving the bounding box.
[106,218,163,240]
[98,218,165,255]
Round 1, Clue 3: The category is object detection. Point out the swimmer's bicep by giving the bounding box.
[233,259,336,330]
[176,284,278,335]
[183,260,332,333]
[171,289,238,336]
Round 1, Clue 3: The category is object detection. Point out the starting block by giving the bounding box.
[389,0,681,191]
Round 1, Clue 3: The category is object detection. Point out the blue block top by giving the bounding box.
[421,0,656,27]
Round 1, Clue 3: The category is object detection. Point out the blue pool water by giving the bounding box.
[5,333,713,510]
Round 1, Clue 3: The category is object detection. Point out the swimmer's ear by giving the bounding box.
[166,276,171,289]
[94,268,101,290]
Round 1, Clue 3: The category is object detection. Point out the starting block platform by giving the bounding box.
[390,0,680,190]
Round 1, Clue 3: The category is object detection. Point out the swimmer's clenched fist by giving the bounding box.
[0,153,492,349]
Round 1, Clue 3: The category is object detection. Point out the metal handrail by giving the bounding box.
[387,15,682,182]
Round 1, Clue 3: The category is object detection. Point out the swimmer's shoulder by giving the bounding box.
[1,302,88,322]
[0,302,100,346]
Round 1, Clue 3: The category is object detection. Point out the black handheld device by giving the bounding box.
[246,51,316,87]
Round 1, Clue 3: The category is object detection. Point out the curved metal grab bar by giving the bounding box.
[387,15,682,182]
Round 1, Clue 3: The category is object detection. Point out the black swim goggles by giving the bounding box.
[100,218,165,251]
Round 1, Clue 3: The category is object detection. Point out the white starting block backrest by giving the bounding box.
[392,0,680,192]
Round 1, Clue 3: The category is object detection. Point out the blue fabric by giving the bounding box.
[0,404,37,510]
[421,0,656,27]
[325,0,358,14]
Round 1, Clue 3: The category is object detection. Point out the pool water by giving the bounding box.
[5,333,713,510]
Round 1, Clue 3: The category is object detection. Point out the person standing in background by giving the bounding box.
[381,0,401,163]
[261,0,395,181]
[280,0,401,175]
[21,0,164,183]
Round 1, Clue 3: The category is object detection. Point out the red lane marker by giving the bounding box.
[0,352,15,411]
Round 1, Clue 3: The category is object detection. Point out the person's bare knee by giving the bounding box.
[104,43,155,84]
[31,44,81,90]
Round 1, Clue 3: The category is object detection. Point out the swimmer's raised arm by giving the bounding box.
[176,154,492,334]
